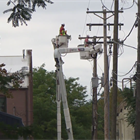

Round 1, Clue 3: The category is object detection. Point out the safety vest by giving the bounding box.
[84,38,89,47]
[59,27,66,35]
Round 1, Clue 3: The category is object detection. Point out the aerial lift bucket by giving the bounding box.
[58,35,68,48]
[78,45,92,60]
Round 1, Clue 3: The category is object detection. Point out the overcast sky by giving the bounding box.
[0,0,138,99]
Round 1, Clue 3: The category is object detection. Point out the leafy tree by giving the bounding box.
[0,63,26,97]
[32,64,92,139]
[97,88,124,139]
[33,64,57,139]
[121,87,136,127]
[3,0,53,27]
[0,122,44,139]
[0,63,33,139]
[97,96,104,139]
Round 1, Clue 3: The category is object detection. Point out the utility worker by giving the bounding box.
[59,24,67,35]
[84,35,90,47]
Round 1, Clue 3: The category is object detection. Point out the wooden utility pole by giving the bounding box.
[135,0,140,139]
[79,36,104,140]
[103,9,109,140]
[92,56,98,140]
[111,0,119,139]
[79,35,112,140]
[79,8,123,140]
[86,9,115,140]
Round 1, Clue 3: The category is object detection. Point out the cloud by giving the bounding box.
[0,0,138,99]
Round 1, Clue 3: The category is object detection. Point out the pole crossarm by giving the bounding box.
[78,36,113,44]
[86,23,124,26]
[86,10,123,14]
[78,36,111,40]
[86,10,123,20]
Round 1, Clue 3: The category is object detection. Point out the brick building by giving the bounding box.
[0,50,33,126]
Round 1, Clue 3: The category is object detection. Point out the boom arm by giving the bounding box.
[54,45,102,66]
[56,62,74,140]
[53,36,102,140]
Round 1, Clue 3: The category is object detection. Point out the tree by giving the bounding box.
[3,0,53,27]
[0,122,43,139]
[0,63,26,97]
[32,64,92,139]
[97,88,124,139]
[97,96,104,140]
[121,87,136,127]
[33,64,57,139]
[0,63,34,139]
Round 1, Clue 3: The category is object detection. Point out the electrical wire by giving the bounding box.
[82,14,88,37]
[122,17,138,42]
[100,0,114,13]
[97,86,102,96]
[134,0,138,6]
[118,44,124,57]
[87,0,91,8]
[133,75,140,84]
[124,79,131,87]
[112,40,137,50]
[97,62,103,73]
[113,61,137,77]
[111,77,123,83]
[96,18,102,36]
[110,0,115,11]
[81,0,91,36]
[122,43,137,50]
[121,0,135,10]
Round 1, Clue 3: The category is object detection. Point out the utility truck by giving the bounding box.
[51,35,102,140]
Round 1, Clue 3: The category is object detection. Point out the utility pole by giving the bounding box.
[86,9,113,140]
[79,36,111,140]
[103,9,109,140]
[111,0,119,139]
[92,37,98,140]
[135,0,140,139]
[86,8,123,140]
[92,55,98,140]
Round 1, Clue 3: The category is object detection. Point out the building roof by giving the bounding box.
[0,111,24,127]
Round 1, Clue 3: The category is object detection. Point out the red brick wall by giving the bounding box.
[6,89,30,126]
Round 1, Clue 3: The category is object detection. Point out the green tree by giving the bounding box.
[32,64,92,139]
[97,96,104,139]
[121,87,136,127]
[33,64,57,139]
[97,88,124,139]
[3,0,53,27]
[0,63,34,139]
[0,63,26,97]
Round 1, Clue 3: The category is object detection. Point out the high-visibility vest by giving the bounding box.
[84,38,89,47]
[59,27,66,35]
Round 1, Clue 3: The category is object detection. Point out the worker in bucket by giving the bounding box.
[84,35,90,47]
[59,24,67,35]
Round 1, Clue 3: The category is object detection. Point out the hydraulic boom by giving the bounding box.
[52,35,102,140]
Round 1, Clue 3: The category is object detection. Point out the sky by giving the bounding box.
[0,0,138,100]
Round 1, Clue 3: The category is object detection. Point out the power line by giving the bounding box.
[113,62,137,77]
[100,0,114,13]
[120,0,135,10]
[110,0,115,11]
[122,43,137,50]
[122,17,138,42]
[81,0,91,36]
[112,40,137,50]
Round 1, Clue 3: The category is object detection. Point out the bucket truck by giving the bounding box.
[51,35,102,140]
